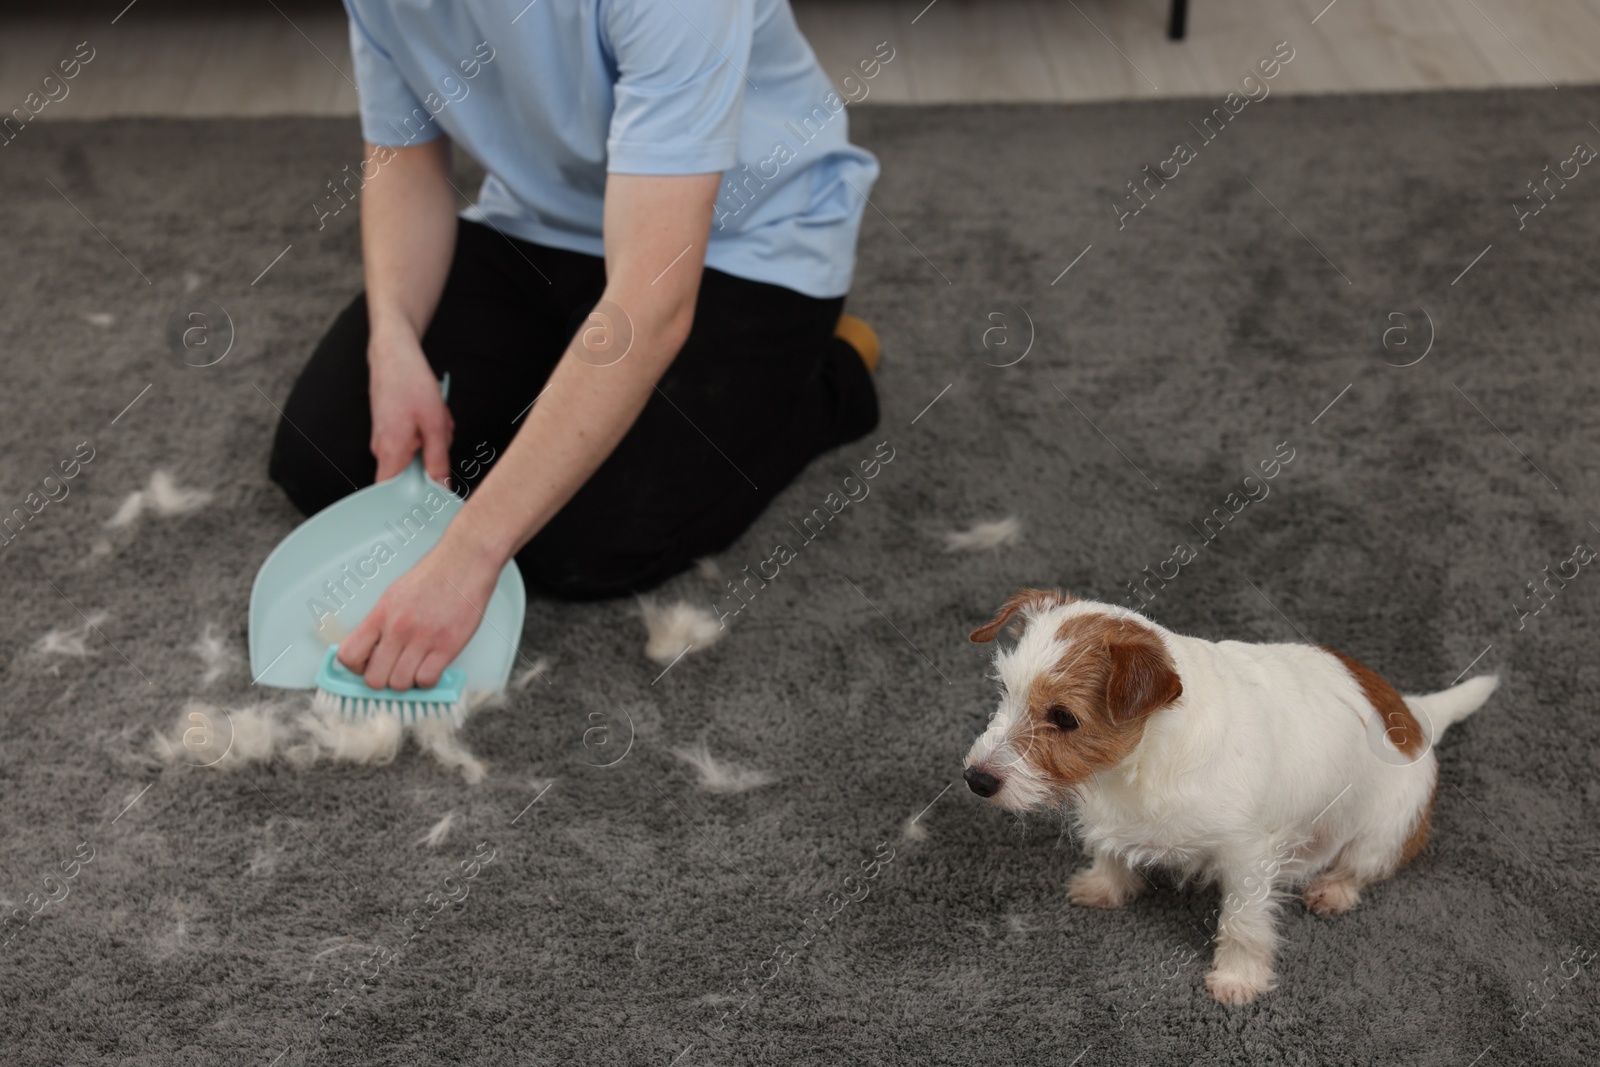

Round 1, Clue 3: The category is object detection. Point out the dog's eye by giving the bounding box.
[1046,705,1079,731]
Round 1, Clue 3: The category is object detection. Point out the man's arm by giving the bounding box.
[338,172,721,690]
[361,137,460,485]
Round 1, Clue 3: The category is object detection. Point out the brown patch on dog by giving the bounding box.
[970,588,1072,643]
[1397,780,1435,868]
[1324,648,1426,756]
[1019,613,1185,787]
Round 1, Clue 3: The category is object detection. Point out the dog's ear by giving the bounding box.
[970,588,1069,643]
[1104,629,1183,724]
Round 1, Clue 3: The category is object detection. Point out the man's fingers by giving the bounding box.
[373,428,419,482]
[389,645,425,693]
[364,633,403,692]
[422,416,452,489]
[415,650,453,690]
[337,614,381,672]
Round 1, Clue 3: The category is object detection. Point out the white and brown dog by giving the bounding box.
[962,588,1498,1005]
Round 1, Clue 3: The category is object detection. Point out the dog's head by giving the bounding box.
[962,589,1184,811]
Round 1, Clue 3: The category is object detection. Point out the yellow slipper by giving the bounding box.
[834,313,880,373]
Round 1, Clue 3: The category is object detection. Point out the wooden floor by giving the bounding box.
[2,0,1598,116]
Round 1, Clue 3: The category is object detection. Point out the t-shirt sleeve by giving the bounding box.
[603,0,753,175]
[344,0,441,147]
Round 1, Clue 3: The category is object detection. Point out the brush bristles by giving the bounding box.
[312,687,464,727]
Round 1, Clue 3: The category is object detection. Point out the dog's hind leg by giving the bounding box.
[1306,768,1437,917]
[1067,851,1146,909]
[1303,869,1362,915]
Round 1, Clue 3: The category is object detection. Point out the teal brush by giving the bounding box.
[312,647,468,725]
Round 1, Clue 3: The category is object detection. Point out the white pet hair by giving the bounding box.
[227,705,295,766]
[152,695,490,783]
[694,557,723,581]
[464,688,508,715]
[943,515,1022,552]
[282,735,324,772]
[639,598,723,664]
[34,610,111,658]
[192,623,235,686]
[107,469,213,529]
[297,706,404,766]
[418,812,456,848]
[512,656,553,690]
[107,492,145,528]
[36,629,92,657]
[150,910,201,959]
[145,470,213,515]
[111,785,152,823]
[314,614,347,647]
[245,846,279,878]
[85,312,115,328]
[669,742,775,794]
[94,718,157,773]
[413,718,488,784]
[150,701,291,770]
[244,822,286,878]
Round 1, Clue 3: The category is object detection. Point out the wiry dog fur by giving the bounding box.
[963,588,1498,1005]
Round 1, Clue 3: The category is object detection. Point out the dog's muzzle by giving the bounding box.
[964,765,1001,798]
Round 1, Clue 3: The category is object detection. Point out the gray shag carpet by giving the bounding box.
[3,87,1599,1067]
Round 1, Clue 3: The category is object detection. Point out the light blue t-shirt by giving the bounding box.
[343,0,880,299]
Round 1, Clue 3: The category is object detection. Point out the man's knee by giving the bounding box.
[267,421,328,518]
[268,417,369,518]
[515,519,682,602]
[267,295,375,517]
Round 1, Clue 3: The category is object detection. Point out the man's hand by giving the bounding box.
[368,327,454,485]
[336,533,500,691]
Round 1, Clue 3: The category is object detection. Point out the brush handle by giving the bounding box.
[317,646,465,703]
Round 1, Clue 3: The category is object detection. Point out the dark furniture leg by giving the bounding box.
[1169,0,1188,39]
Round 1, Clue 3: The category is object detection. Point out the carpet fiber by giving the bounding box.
[2,87,1599,1066]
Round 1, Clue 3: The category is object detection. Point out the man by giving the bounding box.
[269,0,882,691]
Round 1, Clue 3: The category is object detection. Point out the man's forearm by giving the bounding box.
[445,283,695,561]
[438,171,719,567]
[360,138,458,349]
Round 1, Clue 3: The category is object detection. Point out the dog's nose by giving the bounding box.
[964,765,1001,798]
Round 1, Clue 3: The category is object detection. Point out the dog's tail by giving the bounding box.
[1404,674,1499,743]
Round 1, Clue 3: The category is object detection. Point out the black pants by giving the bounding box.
[268,219,879,601]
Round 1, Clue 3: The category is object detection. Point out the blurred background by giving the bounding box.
[2,0,1597,114]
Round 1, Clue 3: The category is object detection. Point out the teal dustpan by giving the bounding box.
[248,455,526,694]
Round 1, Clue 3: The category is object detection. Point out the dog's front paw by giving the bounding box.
[1067,864,1140,909]
[1303,876,1361,916]
[1204,962,1276,1006]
